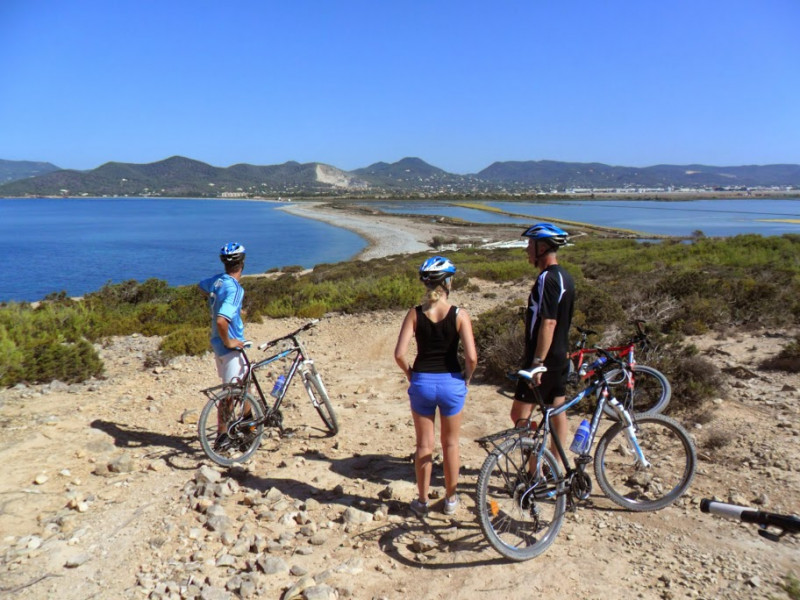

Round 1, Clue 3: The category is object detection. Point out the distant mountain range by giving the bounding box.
[1,159,61,184]
[1,155,798,197]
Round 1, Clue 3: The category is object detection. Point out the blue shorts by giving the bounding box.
[408,372,467,417]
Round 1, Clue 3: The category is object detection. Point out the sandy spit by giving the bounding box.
[277,202,433,260]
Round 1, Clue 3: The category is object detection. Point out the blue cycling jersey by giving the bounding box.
[198,273,244,356]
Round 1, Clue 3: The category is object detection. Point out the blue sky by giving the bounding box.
[1,1,798,174]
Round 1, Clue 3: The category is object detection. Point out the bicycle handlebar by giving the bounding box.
[700,498,800,541]
[257,319,320,351]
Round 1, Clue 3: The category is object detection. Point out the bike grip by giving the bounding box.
[517,366,547,380]
[700,499,750,520]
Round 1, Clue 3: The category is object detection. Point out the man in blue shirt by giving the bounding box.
[198,242,247,385]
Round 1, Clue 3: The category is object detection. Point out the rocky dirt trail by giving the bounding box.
[1,279,798,600]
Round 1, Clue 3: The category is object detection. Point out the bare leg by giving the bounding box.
[411,411,436,503]
[440,410,463,499]
[510,400,534,428]
[549,395,570,466]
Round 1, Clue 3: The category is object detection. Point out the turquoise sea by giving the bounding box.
[2,197,799,302]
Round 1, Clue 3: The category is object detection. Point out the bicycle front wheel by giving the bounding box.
[303,370,338,435]
[594,414,696,511]
[198,388,265,467]
[603,365,671,420]
[477,437,566,561]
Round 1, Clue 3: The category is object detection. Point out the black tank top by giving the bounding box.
[412,305,462,373]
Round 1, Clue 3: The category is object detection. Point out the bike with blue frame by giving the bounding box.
[475,347,696,561]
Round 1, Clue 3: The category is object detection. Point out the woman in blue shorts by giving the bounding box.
[394,256,477,517]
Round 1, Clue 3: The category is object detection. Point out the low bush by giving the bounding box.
[2,233,799,389]
[664,353,723,412]
[159,327,209,361]
[761,335,800,373]
[25,338,104,384]
[472,303,525,384]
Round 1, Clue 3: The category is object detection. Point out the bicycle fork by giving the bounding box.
[605,391,652,469]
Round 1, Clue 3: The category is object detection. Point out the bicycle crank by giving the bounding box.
[571,470,592,501]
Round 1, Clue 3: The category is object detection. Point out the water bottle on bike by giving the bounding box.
[270,374,287,398]
[570,419,591,454]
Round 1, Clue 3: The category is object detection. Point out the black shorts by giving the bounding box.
[514,362,569,405]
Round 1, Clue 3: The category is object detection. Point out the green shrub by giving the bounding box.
[782,573,800,600]
[3,233,799,389]
[25,338,104,384]
[663,353,722,412]
[159,327,209,361]
[472,303,525,384]
[281,265,306,273]
[0,327,24,387]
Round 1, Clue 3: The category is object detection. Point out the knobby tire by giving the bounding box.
[198,389,265,467]
[477,437,566,561]
[602,365,672,420]
[594,414,696,511]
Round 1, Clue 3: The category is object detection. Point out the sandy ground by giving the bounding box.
[1,207,799,600]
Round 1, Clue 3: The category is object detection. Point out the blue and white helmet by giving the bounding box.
[220,242,246,264]
[419,255,456,285]
[521,223,569,247]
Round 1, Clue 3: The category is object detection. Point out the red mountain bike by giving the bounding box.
[568,320,671,419]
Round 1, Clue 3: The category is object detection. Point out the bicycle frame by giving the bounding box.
[534,370,648,476]
[201,321,320,430]
[569,321,650,383]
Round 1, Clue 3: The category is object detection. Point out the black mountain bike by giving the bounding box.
[198,320,338,467]
[476,348,696,561]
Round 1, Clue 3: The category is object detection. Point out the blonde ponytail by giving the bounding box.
[423,282,449,304]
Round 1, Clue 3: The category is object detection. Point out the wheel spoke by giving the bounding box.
[595,415,695,511]
[477,438,566,561]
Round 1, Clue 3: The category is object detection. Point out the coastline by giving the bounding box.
[278,202,435,260]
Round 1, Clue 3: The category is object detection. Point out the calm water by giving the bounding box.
[367,198,800,237]
[3,197,799,302]
[1,198,365,302]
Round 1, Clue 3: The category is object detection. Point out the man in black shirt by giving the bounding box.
[512,223,575,460]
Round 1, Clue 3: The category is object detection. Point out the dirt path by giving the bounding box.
[1,280,799,600]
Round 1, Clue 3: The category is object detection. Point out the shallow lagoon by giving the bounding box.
[368,198,800,237]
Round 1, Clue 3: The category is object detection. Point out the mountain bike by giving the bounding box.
[197,319,338,467]
[701,498,800,543]
[568,320,671,420]
[475,348,696,561]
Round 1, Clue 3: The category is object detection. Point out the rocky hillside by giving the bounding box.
[0,281,798,599]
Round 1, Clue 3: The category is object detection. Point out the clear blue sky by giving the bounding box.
[1,0,798,174]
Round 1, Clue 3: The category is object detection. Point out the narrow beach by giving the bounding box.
[278,202,433,260]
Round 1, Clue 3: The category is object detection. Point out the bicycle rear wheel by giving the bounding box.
[198,388,264,467]
[602,365,671,420]
[594,414,696,511]
[303,369,338,435]
[476,437,566,561]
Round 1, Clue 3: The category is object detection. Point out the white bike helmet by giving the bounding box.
[419,255,456,285]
